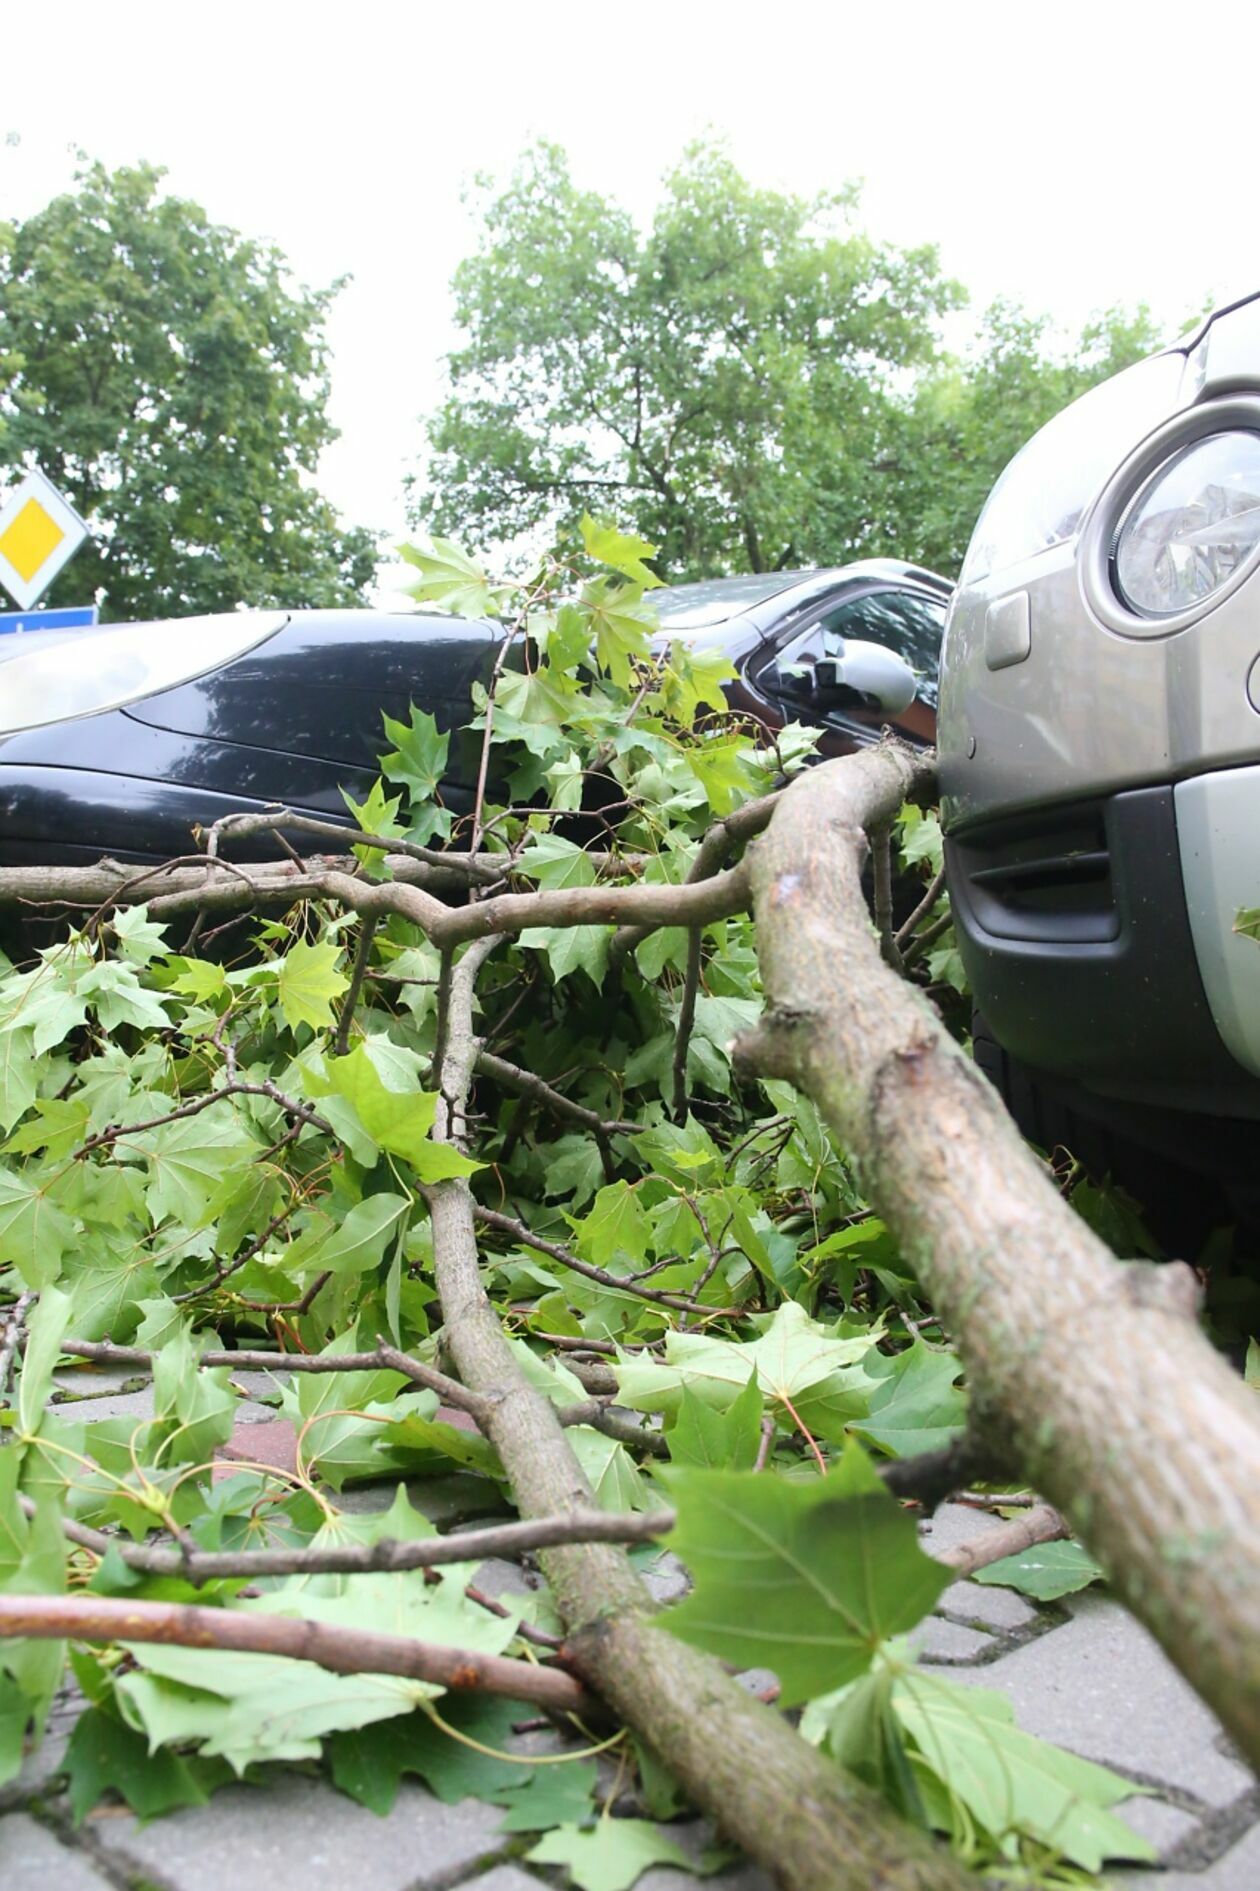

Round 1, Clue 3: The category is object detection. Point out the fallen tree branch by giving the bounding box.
[934,1504,1068,1576]
[739,738,1260,1771]
[474,1049,640,1139]
[18,1493,671,1582]
[611,787,781,964]
[19,1477,1059,1590]
[474,1205,736,1318]
[0,1595,592,1716]
[421,940,974,1891]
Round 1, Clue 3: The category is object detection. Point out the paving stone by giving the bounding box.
[948,1593,1252,1806]
[47,1387,155,1423]
[1112,1794,1204,1855]
[1113,1814,1260,1888]
[918,1499,1004,1555]
[938,1576,1039,1631]
[467,1870,546,1891]
[640,1549,689,1605]
[92,1772,505,1890]
[0,1813,113,1888]
[914,1616,996,1662]
[52,1367,145,1400]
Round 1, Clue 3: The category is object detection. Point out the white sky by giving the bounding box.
[3,0,1259,601]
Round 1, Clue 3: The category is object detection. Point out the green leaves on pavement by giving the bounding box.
[659,1445,949,1705]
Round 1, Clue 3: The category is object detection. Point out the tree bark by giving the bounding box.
[422,940,974,1891]
[740,741,1260,1771]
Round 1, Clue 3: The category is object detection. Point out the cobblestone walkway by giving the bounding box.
[2,1369,1255,1888]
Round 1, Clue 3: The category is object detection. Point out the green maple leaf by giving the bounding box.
[659,1445,949,1705]
[615,1299,877,1437]
[307,1192,410,1276]
[276,939,350,1033]
[580,578,655,688]
[0,1168,78,1288]
[570,1181,650,1273]
[1236,905,1260,944]
[108,905,170,967]
[527,1819,691,1891]
[848,1340,967,1459]
[65,1705,228,1824]
[79,961,173,1032]
[0,1026,38,1132]
[666,1376,763,1472]
[381,702,450,801]
[137,1113,259,1229]
[518,924,611,988]
[657,643,736,729]
[973,1539,1105,1601]
[892,1671,1154,1872]
[579,514,663,589]
[399,536,500,618]
[305,1042,480,1179]
[340,777,406,868]
[495,1758,599,1832]
[116,1643,422,1772]
[685,736,755,817]
[518,832,598,890]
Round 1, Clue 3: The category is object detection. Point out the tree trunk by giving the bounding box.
[740,742,1260,1772]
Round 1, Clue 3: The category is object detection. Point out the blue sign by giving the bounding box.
[0,604,99,637]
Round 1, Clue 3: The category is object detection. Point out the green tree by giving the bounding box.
[413,142,965,578]
[0,160,378,620]
[414,143,1179,581]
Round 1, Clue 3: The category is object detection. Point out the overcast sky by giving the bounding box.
[4,0,1259,598]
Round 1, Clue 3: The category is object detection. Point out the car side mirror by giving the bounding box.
[813,639,918,715]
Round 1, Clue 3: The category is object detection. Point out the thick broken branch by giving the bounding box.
[741,739,1260,1770]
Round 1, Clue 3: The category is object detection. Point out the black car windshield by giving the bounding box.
[652,572,808,630]
[0,613,287,734]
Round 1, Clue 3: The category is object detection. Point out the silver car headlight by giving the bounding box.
[1113,429,1260,617]
[1078,393,1260,637]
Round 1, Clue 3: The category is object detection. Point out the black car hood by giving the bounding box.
[124,608,500,784]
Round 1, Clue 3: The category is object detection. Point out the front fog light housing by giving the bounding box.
[1113,429,1260,617]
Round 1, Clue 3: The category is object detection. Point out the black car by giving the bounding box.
[0,560,950,875]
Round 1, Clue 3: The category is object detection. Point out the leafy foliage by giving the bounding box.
[0,160,377,619]
[0,521,1146,1886]
[413,140,1175,579]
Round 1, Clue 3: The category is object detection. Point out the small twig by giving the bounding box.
[900,907,953,971]
[334,915,379,1057]
[0,1292,36,1405]
[476,1206,735,1319]
[894,864,946,950]
[0,1593,593,1716]
[671,929,703,1125]
[51,1339,492,1420]
[22,1491,671,1583]
[877,1434,1012,1513]
[933,1504,1069,1577]
[753,1415,775,1473]
[475,1050,640,1139]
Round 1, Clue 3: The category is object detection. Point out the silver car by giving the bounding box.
[938,294,1260,1235]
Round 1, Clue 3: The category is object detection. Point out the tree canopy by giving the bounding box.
[0,161,378,621]
[413,142,1167,579]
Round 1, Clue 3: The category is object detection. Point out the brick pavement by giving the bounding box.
[2,1369,1255,1888]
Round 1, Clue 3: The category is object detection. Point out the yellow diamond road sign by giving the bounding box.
[0,468,90,611]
